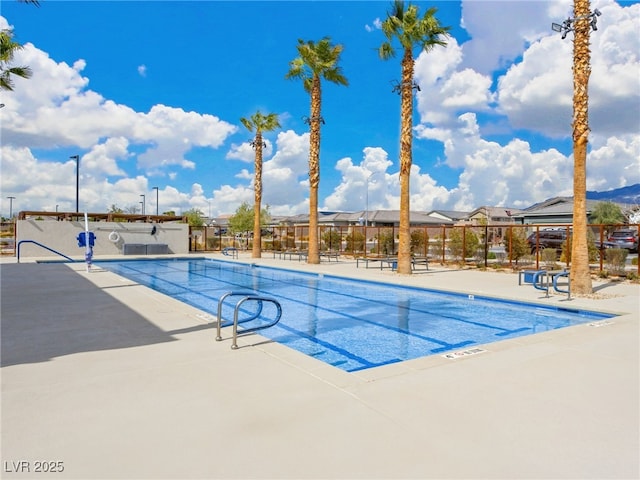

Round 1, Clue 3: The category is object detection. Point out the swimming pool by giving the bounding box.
[97,258,614,372]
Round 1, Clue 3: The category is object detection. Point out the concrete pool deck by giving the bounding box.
[1,253,638,479]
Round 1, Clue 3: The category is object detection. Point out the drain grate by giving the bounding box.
[589,320,615,328]
[195,312,216,323]
[442,347,487,360]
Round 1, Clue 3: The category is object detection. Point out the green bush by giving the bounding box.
[448,228,479,261]
[502,228,529,264]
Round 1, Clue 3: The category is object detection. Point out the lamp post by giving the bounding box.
[140,194,145,215]
[139,202,144,214]
[70,155,80,213]
[7,196,15,221]
[152,186,159,216]
[365,172,384,227]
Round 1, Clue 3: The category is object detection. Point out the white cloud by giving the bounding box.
[460,0,551,75]
[323,147,396,211]
[365,18,382,32]
[208,130,310,216]
[137,64,147,77]
[1,39,238,213]
[497,1,640,138]
[414,36,495,127]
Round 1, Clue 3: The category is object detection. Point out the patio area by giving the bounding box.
[1,254,638,479]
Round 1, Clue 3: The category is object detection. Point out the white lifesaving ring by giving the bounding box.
[108,231,121,243]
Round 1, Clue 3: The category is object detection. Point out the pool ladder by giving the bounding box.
[215,291,283,349]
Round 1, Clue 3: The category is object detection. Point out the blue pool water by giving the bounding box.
[97,258,614,372]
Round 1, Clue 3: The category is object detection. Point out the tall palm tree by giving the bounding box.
[286,37,348,264]
[0,29,32,92]
[570,0,594,294]
[240,111,281,259]
[379,1,450,274]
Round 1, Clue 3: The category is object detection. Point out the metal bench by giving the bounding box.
[320,251,340,262]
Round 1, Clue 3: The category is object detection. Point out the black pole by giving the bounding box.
[71,155,80,213]
[153,187,159,216]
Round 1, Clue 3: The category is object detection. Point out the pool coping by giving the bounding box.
[90,254,635,384]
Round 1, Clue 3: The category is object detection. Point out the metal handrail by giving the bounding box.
[231,296,282,350]
[532,270,550,297]
[17,240,75,263]
[553,272,571,299]
[221,247,238,259]
[215,291,262,341]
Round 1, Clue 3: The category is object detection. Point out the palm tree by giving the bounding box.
[379,1,450,274]
[240,111,281,258]
[570,0,594,294]
[0,29,32,92]
[286,37,348,264]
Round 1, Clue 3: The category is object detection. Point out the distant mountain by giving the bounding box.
[587,184,640,205]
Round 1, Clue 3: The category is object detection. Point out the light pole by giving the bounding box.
[365,172,384,227]
[152,186,159,216]
[140,194,145,215]
[70,155,80,213]
[139,202,144,214]
[7,196,15,221]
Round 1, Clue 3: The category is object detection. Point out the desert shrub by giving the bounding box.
[410,230,428,255]
[540,248,558,269]
[429,235,445,258]
[605,248,628,274]
[375,229,395,255]
[206,237,221,250]
[321,229,342,251]
[345,230,365,253]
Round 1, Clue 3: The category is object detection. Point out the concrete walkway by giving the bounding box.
[1,254,638,479]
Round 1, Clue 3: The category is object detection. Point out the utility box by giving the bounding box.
[146,244,169,255]
[123,244,146,255]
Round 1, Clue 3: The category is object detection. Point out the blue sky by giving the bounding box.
[1,0,639,219]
